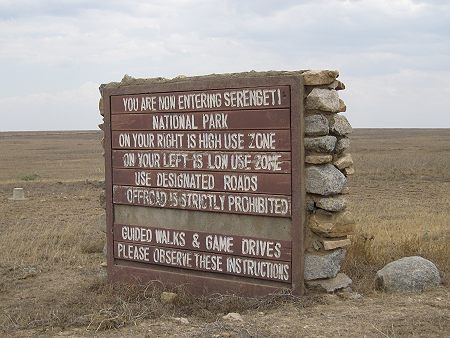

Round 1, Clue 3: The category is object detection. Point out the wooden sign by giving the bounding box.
[103,75,304,295]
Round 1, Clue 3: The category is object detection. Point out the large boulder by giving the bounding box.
[305,114,329,136]
[305,136,337,153]
[305,164,347,195]
[376,256,441,292]
[304,249,346,280]
[306,88,340,112]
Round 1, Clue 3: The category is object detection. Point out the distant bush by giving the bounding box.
[19,173,40,181]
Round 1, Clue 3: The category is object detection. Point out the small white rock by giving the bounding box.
[172,317,189,324]
[222,312,243,322]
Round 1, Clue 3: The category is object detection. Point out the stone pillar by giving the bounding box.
[301,70,354,292]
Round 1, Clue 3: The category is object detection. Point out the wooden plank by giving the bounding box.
[112,150,291,173]
[114,205,292,242]
[111,130,291,151]
[113,185,291,217]
[110,263,292,296]
[289,76,305,295]
[112,169,291,195]
[111,108,290,131]
[114,241,292,283]
[103,89,116,275]
[111,86,291,114]
[114,224,292,261]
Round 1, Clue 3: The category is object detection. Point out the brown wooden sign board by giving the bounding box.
[103,75,304,295]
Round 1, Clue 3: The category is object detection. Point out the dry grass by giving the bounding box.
[0,129,449,336]
[0,274,326,334]
[343,129,450,291]
[0,131,103,183]
[0,181,105,268]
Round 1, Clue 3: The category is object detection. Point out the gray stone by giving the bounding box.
[305,154,332,164]
[302,70,339,86]
[335,137,350,153]
[315,195,347,212]
[305,114,329,136]
[376,256,441,292]
[305,136,337,153]
[304,249,346,280]
[330,114,352,136]
[306,88,340,112]
[334,153,353,170]
[305,164,347,195]
[306,273,352,292]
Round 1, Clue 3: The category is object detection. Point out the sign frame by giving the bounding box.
[103,75,304,296]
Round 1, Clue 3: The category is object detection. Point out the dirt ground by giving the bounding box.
[0,129,449,337]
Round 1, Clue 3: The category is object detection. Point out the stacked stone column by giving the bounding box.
[301,70,355,292]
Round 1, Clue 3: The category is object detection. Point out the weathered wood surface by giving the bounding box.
[114,241,292,283]
[111,130,291,151]
[114,224,292,261]
[111,109,290,131]
[113,169,291,195]
[113,185,292,217]
[112,150,292,173]
[111,86,291,114]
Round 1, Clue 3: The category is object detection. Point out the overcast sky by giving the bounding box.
[1,0,449,131]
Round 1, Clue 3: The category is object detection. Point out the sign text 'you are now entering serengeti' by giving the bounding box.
[103,76,304,293]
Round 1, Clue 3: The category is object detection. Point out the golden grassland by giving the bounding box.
[344,129,450,290]
[0,129,449,336]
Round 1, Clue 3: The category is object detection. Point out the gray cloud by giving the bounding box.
[0,0,449,130]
